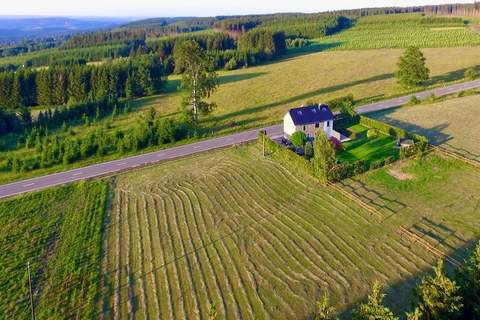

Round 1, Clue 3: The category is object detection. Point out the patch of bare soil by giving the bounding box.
[388,162,414,181]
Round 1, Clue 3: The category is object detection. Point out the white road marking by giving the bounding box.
[72,172,83,176]
[117,162,127,166]
[23,183,35,187]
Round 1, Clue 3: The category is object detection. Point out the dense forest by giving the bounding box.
[0,54,165,110]
[0,27,285,111]
[425,2,480,17]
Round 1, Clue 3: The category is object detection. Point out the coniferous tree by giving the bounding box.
[413,260,463,320]
[456,242,480,318]
[312,293,338,320]
[19,106,32,129]
[352,282,398,320]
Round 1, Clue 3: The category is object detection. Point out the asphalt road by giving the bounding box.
[1,79,479,199]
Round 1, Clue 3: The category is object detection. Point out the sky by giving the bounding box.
[1,0,476,18]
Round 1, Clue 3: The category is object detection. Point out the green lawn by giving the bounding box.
[336,124,398,166]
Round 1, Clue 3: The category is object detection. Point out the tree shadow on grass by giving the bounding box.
[368,111,453,146]
[209,73,395,123]
[339,177,408,220]
[284,41,344,59]
[425,64,480,86]
[199,116,269,135]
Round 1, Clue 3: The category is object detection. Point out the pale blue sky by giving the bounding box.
[2,0,475,17]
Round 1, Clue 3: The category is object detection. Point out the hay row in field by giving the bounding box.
[99,148,439,319]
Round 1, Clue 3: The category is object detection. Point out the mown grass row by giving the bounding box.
[0,180,108,319]
[101,146,441,319]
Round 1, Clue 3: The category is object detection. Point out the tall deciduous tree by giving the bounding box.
[352,282,398,320]
[396,46,430,88]
[413,260,463,320]
[456,241,480,318]
[313,129,336,182]
[174,40,218,129]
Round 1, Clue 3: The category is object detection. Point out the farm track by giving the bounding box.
[100,149,439,319]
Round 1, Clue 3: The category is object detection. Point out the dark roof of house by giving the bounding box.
[288,104,334,125]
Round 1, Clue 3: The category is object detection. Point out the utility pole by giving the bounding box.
[262,130,266,157]
[27,262,35,320]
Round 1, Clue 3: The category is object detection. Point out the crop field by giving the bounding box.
[98,144,475,319]
[313,14,480,50]
[370,94,480,162]
[0,181,108,319]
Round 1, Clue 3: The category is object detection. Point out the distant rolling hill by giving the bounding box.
[0,16,135,42]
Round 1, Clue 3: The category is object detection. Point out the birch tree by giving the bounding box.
[174,40,218,129]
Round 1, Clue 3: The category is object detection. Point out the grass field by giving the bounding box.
[370,94,480,162]
[0,181,108,319]
[337,124,398,166]
[342,154,480,265]
[98,144,480,319]
[2,46,480,185]
[312,14,480,51]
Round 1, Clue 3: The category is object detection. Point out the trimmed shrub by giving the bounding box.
[291,131,307,147]
[329,136,343,151]
[370,159,385,170]
[409,95,420,105]
[384,156,396,165]
[353,160,367,175]
[329,163,355,182]
[305,142,314,160]
[367,128,379,140]
[259,131,314,179]
[400,145,416,160]
[360,116,408,139]
[465,67,479,80]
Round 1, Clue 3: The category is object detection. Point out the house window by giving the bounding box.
[303,125,306,131]
[327,121,330,127]
[315,123,320,128]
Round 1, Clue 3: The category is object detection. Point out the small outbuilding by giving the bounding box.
[283,104,334,139]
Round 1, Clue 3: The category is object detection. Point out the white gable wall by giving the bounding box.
[283,113,297,137]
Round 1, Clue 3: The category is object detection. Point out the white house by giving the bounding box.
[283,104,334,139]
